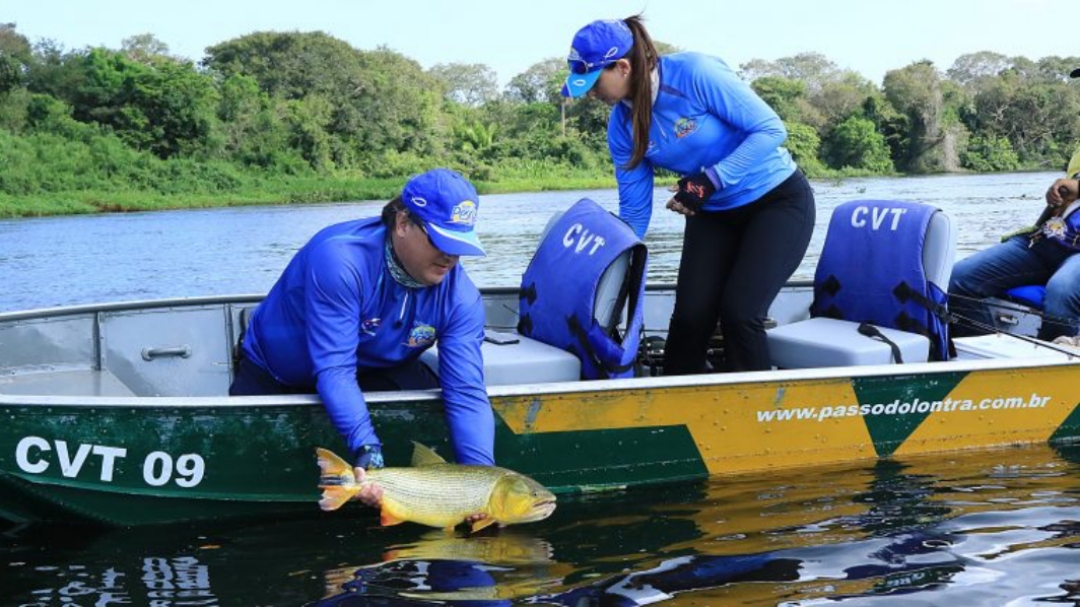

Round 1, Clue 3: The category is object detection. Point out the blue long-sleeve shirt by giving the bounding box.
[242,217,495,465]
[610,52,798,238]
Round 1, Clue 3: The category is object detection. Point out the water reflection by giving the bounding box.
[317,533,565,605]
[9,554,218,607]
[3,444,1080,606]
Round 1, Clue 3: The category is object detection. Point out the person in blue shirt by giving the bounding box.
[561,16,816,373]
[230,168,495,507]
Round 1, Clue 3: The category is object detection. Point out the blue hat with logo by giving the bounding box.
[401,168,485,256]
[561,19,634,98]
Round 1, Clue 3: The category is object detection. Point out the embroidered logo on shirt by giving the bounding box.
[1043,216,1068,240]
[360,317,382,336]
[674,118,697,138]
[405,322,437,348]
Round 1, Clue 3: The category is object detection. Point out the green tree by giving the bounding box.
[947,51,1011,87]
[751,76,808,123]
[822,115,894,172]
[741,52,842,94]
[782,121,824,175]
[505,58,565,104]
[429,62,498,107]
[961,135,1019,171]
[71,48,216,158]
[884,61,946,172]
[122,33,172,64]
[0,24,30,96]
[812,72,879,132]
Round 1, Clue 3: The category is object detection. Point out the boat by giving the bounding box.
[3,198,1080,526]
[1,283,1078,526]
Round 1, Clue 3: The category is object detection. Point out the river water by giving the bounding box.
[3,444,1079,606]
[0,171,1061,313]
[2,172,1079,606]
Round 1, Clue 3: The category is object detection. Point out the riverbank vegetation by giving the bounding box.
[1,24,1079,217]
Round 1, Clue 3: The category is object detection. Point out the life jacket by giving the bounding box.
[518,198,648,379]
[810,200,951,361]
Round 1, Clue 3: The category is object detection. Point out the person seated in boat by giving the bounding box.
[230,168,494,506]
[560,16,816,374]
[949,149,1080,343]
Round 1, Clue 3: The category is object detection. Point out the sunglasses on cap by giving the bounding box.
[568,57,617,75]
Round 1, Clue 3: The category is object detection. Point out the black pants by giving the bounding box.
[665,170,816,374]
[229,355,439,396]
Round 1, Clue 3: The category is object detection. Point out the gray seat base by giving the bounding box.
[768,317,930,368]
[421,332,580,386]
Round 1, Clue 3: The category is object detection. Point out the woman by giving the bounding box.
[561,16,816,373]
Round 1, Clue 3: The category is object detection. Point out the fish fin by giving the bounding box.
[316,448,355,482]
[469,517,497,534]
[410,441,448,466]
[380,510,406,527]
[319,485,358,512]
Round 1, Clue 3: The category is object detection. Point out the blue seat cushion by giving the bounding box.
[1005,285,1046,310]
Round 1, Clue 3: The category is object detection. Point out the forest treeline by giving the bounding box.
[1,23,1079,216]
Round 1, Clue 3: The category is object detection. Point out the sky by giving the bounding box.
[3,0,1075,87]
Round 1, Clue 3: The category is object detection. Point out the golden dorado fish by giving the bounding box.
[316,443,556,533]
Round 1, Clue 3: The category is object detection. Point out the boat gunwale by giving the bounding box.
[3,354,1077,408]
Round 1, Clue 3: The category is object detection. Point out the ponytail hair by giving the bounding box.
[622,15,659,170]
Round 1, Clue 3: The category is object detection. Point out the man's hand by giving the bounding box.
[1046,178,1079,207]
[352,466,384,507]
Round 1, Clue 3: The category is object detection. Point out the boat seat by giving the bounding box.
[515,203,647,380]
[538,211,630,333]
[0,368,138,397]
[420,331,581,386]
[768,201,956,368]
[1005,285,1046,310]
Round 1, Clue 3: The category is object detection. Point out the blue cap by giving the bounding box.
[401,168,485,256]
[561,19,634,98]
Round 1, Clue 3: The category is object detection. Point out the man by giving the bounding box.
[231,168,495,504]
[949,147,1080,342]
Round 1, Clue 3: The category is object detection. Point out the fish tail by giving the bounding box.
[316,448,359,512]
[319,485,360,512]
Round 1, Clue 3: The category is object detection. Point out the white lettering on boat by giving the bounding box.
[756,392,1052,423]
[851,206,907,231]
[13,436,204,487]
[562,224,607,255]
[15,436,50,474]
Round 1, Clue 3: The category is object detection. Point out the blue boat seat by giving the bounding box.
[422,207,635,386]
[1005,284,1046,310]
[538,210,632,334]
[517,201,648,380]
[768,200,957,368]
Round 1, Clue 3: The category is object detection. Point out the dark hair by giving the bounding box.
[381,196,425,230]
[622,15,660,170]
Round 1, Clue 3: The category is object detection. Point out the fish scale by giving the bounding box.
[370,465,513,526]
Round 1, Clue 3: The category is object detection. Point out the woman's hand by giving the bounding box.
[666,184,696,216]
[352,466,384,507]
[1046,178,1079,207]
[666,196,696,216]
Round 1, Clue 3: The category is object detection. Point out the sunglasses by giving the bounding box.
[406,211,441,251]
[568,58,616,75]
